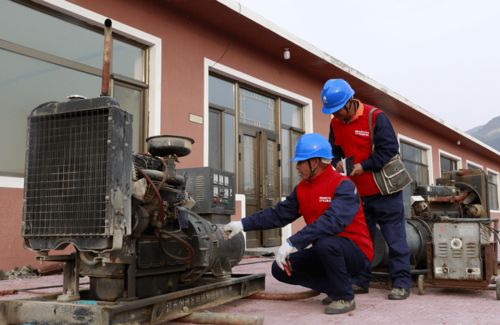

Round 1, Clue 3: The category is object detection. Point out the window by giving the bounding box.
[440,156,458,175]
[440,156,457,175]
[281,101,303,195]
[487,170,499,211]
[208,75,235,173]
[208,74,305,194]
[466,161,483,170]
[438,150,461,177]
[0,1,147,176]
[400,141,430,186]
[113,82,146,149]
[239,88,275,130]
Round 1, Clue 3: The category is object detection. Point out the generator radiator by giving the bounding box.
[22,97,132,252]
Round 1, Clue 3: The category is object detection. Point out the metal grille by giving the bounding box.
[193,176,206,203]
[465,242,478,257]
[452,247,463,258]
[437,243,448,257]
[24,109,110,236]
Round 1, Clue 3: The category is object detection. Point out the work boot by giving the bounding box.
[321,296,332,305]
[324,299,356,315]
[322,284,368,305]
[352,284,369,294]
[388,288,410,300]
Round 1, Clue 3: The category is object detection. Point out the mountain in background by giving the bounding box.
[467,116,500,151]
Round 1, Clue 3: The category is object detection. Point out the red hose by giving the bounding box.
[246,289,319,301]
[137,168,166,223]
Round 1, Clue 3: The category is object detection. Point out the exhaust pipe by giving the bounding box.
[101,18,113,96]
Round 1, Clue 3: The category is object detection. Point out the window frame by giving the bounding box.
[0,0,161,188]
[208,106,237,172]
[438,149,462,177]
[208,73,238,173]
[280,99,305,195]
[203,58,313,169]
[486,168,500,212]
[465,160,483,170]
[398,134,433,185]
[239,86,277,132]
[207,71,309,190]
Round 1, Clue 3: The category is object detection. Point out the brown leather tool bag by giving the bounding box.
[373,154,412,195]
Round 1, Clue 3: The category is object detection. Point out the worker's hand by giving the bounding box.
[335,161,344,173]
[275,240,297,270]
[223,221,243,239]
[350,163,364,176]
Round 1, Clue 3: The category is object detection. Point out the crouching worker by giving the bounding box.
[224,133,373,315]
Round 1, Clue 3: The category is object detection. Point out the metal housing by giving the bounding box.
[22,96,133,252]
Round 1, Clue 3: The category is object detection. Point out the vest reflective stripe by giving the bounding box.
[296,167,374,261]
[331,104,381,196]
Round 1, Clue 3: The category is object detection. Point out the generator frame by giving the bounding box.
[417,219,499,298]
[0,273,265,325]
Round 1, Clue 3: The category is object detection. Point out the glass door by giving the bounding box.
[239,126,280,247]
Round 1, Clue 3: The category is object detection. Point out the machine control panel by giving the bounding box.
[179,167,235,215]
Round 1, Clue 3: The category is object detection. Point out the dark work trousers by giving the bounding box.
[271,236,370,301]
[355,190,411,289]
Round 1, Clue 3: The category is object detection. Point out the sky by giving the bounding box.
[237,0,500,132]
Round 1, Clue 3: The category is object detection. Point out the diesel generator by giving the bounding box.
[21,96,247,302]
[372,169,499,298]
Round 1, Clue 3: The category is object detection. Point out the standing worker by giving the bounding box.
[224,133,373,315]
[320,78,411,300]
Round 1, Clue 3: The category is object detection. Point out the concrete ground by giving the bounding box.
[186,257,500,325]
[1,257,499,325]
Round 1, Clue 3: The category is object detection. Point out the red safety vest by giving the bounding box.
[296,166,373,261]
[331,104,381,196]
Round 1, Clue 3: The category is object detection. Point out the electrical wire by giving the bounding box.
[481,223,500,245]
[0,282,90,297]
[157,229,195,262]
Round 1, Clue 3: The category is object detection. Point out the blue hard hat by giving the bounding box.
[293,133,334,162]
[321,79,355,114]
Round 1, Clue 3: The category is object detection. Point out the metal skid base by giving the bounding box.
[0,273,265,325]
[416,242,499,298]
[372,243,499,299]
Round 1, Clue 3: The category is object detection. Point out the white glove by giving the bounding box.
[223,221,243,239]
[275,239,297,270]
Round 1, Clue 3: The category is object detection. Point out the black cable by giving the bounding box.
[8,282,90,293]
[481,224,500,245]
[157,229,195,262]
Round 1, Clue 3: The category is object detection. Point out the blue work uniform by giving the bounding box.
[329,103,411,290]
[242,167,372,300]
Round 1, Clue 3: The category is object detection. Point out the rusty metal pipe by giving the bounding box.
[428,191,468,203]
[246,289,319,301]
[101,18,112,96]
[176,311,264,325]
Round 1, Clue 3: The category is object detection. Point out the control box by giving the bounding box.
[179,167,235,215]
